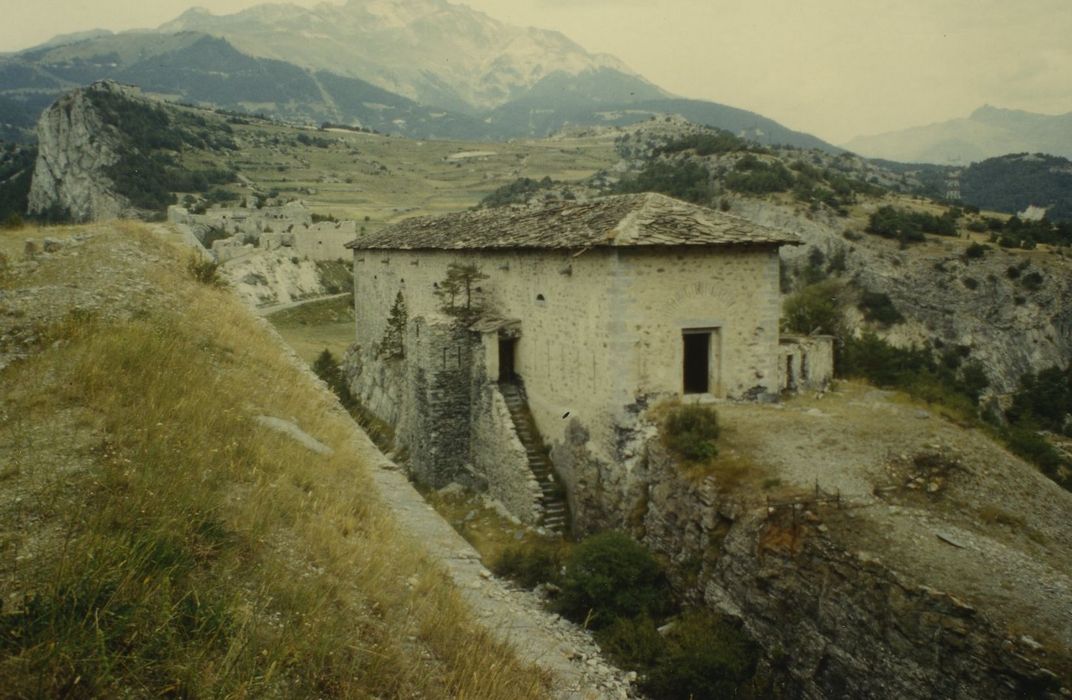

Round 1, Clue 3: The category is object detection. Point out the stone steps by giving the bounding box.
[500,382,569,536]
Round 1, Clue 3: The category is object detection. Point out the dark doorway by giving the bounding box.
[682,331,710,394]
[498,337,517,383]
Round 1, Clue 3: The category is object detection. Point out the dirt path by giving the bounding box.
[257,291,351,316]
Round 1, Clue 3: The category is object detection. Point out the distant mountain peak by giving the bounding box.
[152,0,638,111]
[844,105,1072,164]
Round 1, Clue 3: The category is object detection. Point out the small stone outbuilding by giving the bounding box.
[345,193,832,530]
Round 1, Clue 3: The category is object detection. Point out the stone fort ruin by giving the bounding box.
[345,193,832,533]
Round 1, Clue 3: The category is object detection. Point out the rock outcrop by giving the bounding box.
[27,81,139,222]
[731,198,1072,394]
[26,82,142,222]
[636,436,1071,699]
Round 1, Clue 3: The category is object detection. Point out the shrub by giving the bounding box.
[964,242,988,259]
[492,542,564,589]
[3,212,24,229]
[839,332,933,388]
[480,177,554,208]
[596,615,665,669]
[186,256,223,286]
[617,161,713,204]
[657,131,751,156]
[1021,271,1044,291]
[1003,426,1067,486]
[867,205,957,245]
[858,291,903,326]
[782,280,844,335]
[555,532,671,628]
[312,349,355,410]
[724,156,793,194]
[642,611,760,700]
[663,404,720,461]
[1008,365,1072,435]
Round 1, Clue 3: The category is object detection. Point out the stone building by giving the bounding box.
[345,193,832,532]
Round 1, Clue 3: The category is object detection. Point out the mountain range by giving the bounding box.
[844,105,1072,165]
[0,0,836,149]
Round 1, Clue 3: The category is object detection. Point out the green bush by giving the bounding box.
[312,349,355,410]
[657,131,751,156]
[867,205,957,245]
[186,256,224,287]
[595,615,665,669]
[480,177,555,208]
[642,611,760,700]
[1003,425,1068,487]
[964,242,988,259]
[617,161,713,204]
[1008,365,1072,435]
[491,542,564,589]
[663,404,720,461]
[555,532,671,629]
[724,155,793,194]
[858,291,904,326]
[782,280,843,335]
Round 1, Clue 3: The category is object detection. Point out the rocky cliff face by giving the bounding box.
[636,437,1070,699]
[731,198,1072,394]
[27,81,135,223]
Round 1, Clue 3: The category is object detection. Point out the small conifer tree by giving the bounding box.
[435,263,489,319]
[377,291,407,359]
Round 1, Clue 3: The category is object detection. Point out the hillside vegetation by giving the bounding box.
[0,223,546,698]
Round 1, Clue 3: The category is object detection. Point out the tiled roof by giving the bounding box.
[345,193,799,251]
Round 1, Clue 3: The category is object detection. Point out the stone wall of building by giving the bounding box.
[348,307,543,519]
[778,335,835,393]
[351,244,783,526]
[471,382,543,525]
[292,222,357,261]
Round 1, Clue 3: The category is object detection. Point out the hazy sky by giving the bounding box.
[2,0,1069,143]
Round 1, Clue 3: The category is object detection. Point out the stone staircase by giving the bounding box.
[499,382,570,536]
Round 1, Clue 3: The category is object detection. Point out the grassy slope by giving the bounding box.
[266,294,356,364]
[0,223,546,698]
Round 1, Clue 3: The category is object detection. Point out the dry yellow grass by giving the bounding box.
[0,223,548,698]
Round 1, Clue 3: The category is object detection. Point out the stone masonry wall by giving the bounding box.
[778,335,835,393]
[471,382,543,525]
[352,245,782,518]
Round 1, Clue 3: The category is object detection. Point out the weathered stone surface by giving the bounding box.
[635,439,1069,699]
[734,198,1072,394]
[254,415,333,455]
[346,192,799,250]
[28,81,136,222]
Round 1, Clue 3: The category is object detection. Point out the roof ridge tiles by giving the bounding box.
[345,193,799,251]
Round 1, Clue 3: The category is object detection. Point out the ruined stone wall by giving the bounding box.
[778,335,835,393]
[292,222,356,261]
